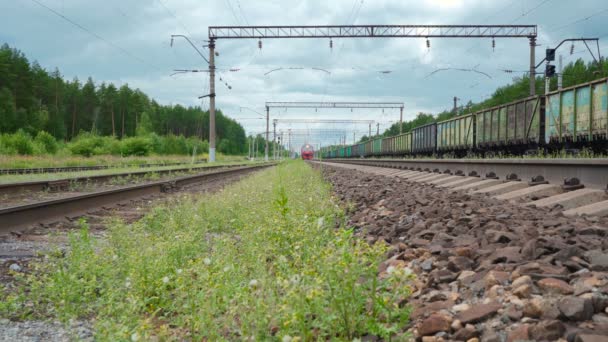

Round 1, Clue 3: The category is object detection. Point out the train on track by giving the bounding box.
[301,144,314,160]
[317,77,608,159]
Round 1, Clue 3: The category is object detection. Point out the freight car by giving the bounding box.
[318,77,608,159]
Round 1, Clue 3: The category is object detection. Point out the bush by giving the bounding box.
[120,137,152,156]
[34,131,59,154]
[9,130,34,155]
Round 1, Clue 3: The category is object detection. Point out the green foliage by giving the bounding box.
[120,136,152,156]
[6,162,412,340]
[0,130,34,155]
[34,131,59,154]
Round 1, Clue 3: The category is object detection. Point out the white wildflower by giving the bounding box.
[162,276,170,284]
[203,258,211,265]
[290,274,301,284]
[249,279,259,288]
[130,332,140,341]
[223,266,230,272]
[386,266,396,274]
[404,267,413,276]
[317,217,324,227]
[176,269,183,274]
[112,255,118,261]
[282,335,292,342]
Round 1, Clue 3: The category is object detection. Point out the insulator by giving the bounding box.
[258,40,262,50]
[570,43,574,55]
[329,39,333,49]
[426,38,430,49]
[492,38,495,51]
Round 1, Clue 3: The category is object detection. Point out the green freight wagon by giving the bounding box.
[392,132,412,155]
[545,77,608,144]
[436,114,474,151]
[476,96,541,148]
[372,138,383,155]
[346,146,352,157]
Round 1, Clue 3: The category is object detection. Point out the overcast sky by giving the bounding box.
[1,0,607,148]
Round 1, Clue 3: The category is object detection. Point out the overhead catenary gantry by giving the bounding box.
[266,101,404,160]
[206,24,538,161]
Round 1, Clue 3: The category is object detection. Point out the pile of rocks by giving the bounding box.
[321,165,608,342]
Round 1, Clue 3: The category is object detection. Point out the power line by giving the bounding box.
[224,0,243,25]
[30,0,161,72]
[547,8,608,33]
[510,0,552,23]
[235,0,251,26]
[157,0,199,41]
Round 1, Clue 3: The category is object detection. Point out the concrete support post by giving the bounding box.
[272,120,276,160]
[265,106,269,161]
[399,106,403,134]
[208,39,216,162]
[529,36,536,96]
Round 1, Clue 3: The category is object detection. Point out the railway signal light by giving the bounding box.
[545,64,556,77]
[546,48,555,61]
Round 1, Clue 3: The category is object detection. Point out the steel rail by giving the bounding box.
[324,158,608,190]
[0,160,208,175]
[0,163,253,196]
[0,163,275,233]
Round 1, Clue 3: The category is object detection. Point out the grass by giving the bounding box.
[0,161,256,185]
[0,153,247,170]
[1,161,412,341]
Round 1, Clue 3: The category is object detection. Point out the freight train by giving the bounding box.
[317,77,608,159]
[301,144,314,160]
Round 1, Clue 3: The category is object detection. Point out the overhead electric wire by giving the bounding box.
[30,0,162,72]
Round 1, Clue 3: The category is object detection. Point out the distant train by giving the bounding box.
[317,77,608,159]
[301,144,314,160]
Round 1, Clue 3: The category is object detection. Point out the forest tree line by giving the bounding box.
[0,43,247,155]
[360,58,608,141]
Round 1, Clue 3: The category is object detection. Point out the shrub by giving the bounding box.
[9,130,34,155]
[120,137,152,156]
[34,131,59,154]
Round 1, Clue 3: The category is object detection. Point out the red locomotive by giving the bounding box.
[301,144,314,160]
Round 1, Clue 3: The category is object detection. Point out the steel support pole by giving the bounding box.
[529,36,536,96]
[273,120,276,160]
[208,39,217,162]
[558,54,563,90]
[265,106,269,161]
[376,123,380,136]
[369,123,372,139]
[399,107,403,134]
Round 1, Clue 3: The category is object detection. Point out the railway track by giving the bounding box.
[0,160,208,175]
[0,162,251,196]
[316,158,608,217]
[0,163,275,233]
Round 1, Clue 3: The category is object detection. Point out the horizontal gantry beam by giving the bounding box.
[266,101,404,109]
[209,25,537,39]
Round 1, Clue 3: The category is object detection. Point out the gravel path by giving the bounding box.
[320,163,608,342]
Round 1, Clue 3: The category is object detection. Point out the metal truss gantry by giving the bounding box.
[206,24,538,161]
[209,25,536,39]
[266,101,405,159]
